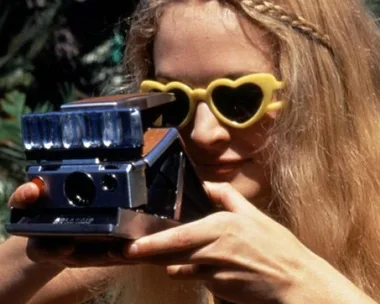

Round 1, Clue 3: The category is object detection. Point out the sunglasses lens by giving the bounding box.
[161,89,190,127]
[211,83,264,124]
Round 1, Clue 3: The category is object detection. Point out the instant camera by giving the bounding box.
[5,93,215,241]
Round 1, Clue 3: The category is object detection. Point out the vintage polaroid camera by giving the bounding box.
[5,93,215,241]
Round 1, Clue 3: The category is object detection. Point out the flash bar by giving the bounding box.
[22,93,174,161]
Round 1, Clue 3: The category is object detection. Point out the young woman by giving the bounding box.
[2,0,380,303]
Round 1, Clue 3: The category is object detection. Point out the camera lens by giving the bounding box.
[101,174,118,192]
[64,172,96,207]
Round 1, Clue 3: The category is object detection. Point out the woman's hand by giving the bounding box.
[7,182,130,267]
[4,184,130,304]
[122,182,315,304]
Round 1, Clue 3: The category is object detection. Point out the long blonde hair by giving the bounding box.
[115,0,380,301]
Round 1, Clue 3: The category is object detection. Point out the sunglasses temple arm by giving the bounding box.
[266,101,284,111]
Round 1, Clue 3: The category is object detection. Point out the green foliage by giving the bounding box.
[0,3,59,69]
[0,0,134,241]
[364,0,380,16]
[0,91,27,239]
[0,90,53,238]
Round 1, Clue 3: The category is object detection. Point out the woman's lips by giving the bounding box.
[196,159,249,176]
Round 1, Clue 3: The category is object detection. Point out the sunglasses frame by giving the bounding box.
[140,73,285,129]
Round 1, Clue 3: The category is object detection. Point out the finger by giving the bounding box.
[7,182,40,208]
[26,238,74,263]
[123,247,210,266]
[203,182,262,218]
[27,237,139,267]
[64,252,133,267]
[108,241,131,260]
[29,243,135,268]
[107,241,140,265]
[204,271,265,304]
[27,238,117,267]
[167,264,250,283]
[123,214,226,258]
[64,241,134,267]
[167,264,216,279]
[168,265,259,304]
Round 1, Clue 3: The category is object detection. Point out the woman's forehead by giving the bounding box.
[153,1,274,85]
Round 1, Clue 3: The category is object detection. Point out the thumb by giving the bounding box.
[8,182,40,208]
[203,182,259,216]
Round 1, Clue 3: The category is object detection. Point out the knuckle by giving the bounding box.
[218,183,233,198]
[209,214,245,260]
[211,212,243,240]
[212,211,232,223]
[221,213,242,233]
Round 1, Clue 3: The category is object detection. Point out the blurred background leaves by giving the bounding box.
[0,0,136,239]
[365,0,380,16]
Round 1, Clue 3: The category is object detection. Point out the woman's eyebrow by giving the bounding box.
[220,71,260,79]
[154,73,177,82]
[155,71,260,83]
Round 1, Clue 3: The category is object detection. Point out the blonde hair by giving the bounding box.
[112,0,380,302]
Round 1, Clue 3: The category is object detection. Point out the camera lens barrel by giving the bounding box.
[64,172,96,207]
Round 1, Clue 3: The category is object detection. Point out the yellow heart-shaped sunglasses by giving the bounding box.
[140,73,285,129]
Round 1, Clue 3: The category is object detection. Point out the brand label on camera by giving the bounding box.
[52,217,95,224]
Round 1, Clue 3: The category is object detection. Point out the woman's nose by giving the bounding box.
[190,102,230,152]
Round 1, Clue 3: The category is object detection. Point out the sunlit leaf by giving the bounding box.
[0,90,26,118]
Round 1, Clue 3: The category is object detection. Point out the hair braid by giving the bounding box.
[241,0,332,49]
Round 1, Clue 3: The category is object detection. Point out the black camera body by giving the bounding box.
[5,93,214,240]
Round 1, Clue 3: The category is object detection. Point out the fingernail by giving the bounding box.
[167,265,181,275]
[124,243,138,257]
[31,177,44,192]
